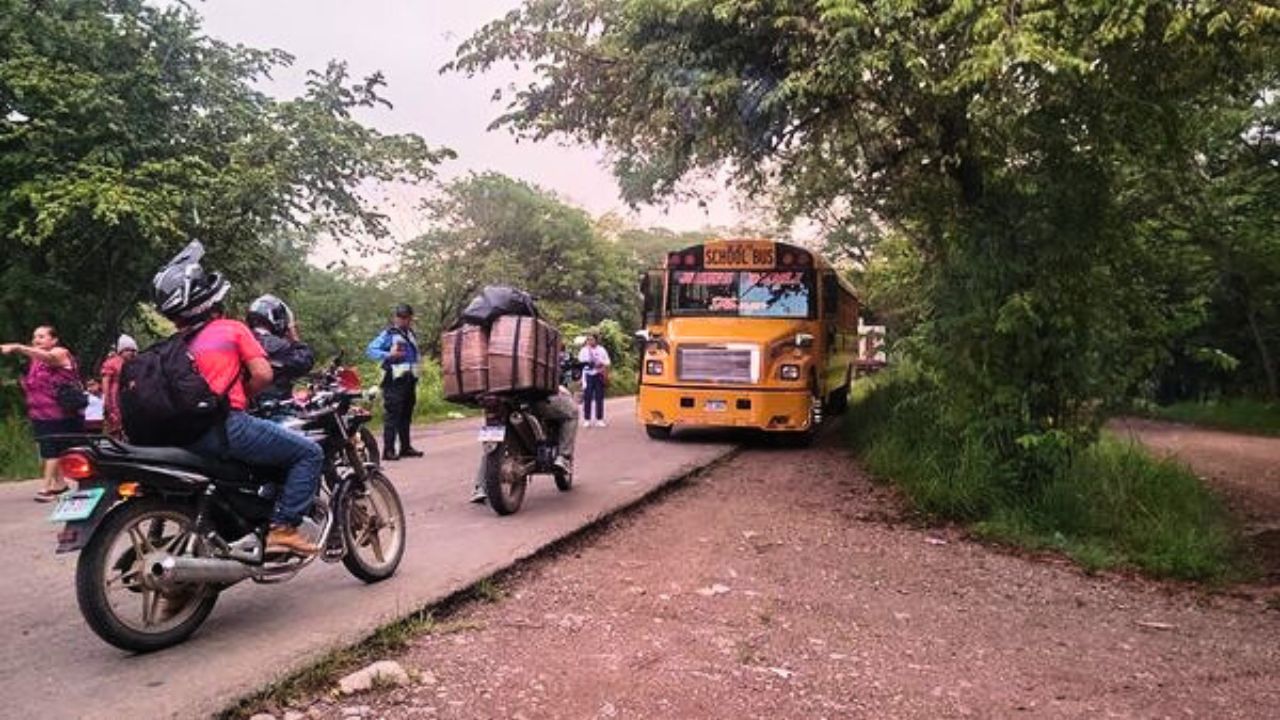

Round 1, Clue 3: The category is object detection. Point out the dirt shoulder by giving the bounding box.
[279,432,1279,720]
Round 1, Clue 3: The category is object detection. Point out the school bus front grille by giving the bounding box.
[676,346,756,383]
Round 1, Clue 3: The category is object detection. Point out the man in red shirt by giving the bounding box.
[152,242,324,556]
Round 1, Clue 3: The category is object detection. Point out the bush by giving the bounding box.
[0,385,40,481]
[847,371,1243,581]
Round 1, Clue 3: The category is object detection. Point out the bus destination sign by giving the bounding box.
[703,241,775,269]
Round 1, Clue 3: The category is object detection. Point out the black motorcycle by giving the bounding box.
[476,359,586,516]
[49,366,405,652]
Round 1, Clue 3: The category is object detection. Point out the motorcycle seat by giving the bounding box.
[101,443,254,483]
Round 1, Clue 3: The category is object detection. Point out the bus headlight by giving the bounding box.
[780,364,801,380]
[646,360,664,375]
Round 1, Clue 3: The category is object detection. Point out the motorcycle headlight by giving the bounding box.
[646,360,664,375]
[780,364,801,381]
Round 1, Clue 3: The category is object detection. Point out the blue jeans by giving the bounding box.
[187,411,324,526]
[582,374,606,421]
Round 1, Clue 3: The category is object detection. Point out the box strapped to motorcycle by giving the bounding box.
[441,285,558,403]
[487,314,560,397]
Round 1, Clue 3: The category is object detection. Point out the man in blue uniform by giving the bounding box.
[366,303,424,460]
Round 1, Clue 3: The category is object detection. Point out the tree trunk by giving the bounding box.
[1244,304,1279,401]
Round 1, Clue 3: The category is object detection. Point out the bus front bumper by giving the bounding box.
[636,384,813,432]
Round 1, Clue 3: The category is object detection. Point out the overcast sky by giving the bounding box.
[193,0,744,245]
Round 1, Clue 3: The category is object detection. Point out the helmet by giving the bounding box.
[394,303,414,318]
[152,241,231,322]
[246,294,294,336]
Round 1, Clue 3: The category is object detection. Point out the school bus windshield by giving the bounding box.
[669,270,813,318]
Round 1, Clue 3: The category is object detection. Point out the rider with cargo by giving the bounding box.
[441,287,578,505]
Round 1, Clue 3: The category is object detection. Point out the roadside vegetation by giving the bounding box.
[848,372,1244,582]
[1144,399,1280,437]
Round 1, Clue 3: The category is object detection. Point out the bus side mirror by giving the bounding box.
[795,333,815,348]
[641,271,664,326]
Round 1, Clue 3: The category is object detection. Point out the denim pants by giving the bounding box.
[188,411,324,526]
[582,373,606,421]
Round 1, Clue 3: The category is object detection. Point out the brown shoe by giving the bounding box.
[266,524,319,556]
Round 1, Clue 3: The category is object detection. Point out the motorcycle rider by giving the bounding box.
[471,346,580,503]
[153,243,324,555]
[246,294,315,405]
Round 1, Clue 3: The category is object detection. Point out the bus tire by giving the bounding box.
[645,424,673,440]
[827,385,850,415]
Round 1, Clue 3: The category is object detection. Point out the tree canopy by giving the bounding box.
[0,0,451,366]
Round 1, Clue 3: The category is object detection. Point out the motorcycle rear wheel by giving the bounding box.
[481,444,526,516]
[75,498,219,653]
[341,470,406,583]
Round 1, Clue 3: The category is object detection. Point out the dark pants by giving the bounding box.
[382,377,417,455]
[582,374,606,421]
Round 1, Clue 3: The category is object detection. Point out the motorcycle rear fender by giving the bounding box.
[54,479,119,554]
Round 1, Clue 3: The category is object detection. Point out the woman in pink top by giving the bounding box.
[2,325,86,501]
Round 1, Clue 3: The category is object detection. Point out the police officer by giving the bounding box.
[366,303,424,460]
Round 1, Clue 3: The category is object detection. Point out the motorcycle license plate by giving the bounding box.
[477,425,506,443]
[49,487,106,523]
[705,400,728,412]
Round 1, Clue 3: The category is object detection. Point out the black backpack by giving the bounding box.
[119,326,228,446]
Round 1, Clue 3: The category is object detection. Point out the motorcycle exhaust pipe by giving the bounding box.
[149,555,258,586]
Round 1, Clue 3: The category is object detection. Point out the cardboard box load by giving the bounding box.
[487,315,560,396]
[441,323,489,402]
[440,315,561,402]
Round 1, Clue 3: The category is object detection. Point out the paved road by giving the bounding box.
[0,397,734,719]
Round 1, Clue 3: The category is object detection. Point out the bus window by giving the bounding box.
[642,270,665,325]
[669,270,813,318]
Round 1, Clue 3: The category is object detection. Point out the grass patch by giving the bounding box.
[0,385,40,481]
[1145,398,1280,437]
[847,373,1246,582]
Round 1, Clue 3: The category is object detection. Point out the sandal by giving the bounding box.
[34,486,70,503]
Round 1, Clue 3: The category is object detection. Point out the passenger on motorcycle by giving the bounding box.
[246,294,315,405]
[153,249,324,556]
[470,351,580,503]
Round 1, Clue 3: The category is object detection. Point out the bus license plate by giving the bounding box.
[49,487,106,523]
[477,425,506,443]
[705,400,727,412]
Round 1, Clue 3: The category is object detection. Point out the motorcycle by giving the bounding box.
[476,359,587,516]
[48,366,405,652]
[259,355,381,468]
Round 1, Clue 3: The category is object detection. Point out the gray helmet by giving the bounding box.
[247,294,294,336]
[152,240,231,321]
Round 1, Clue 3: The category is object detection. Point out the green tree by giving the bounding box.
[452,0,1278,480]
[0,0,451,369]
[399,172,637,354]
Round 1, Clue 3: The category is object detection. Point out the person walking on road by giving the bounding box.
[100,334,137,439]
[366,303,424,461]
[578,332,611,427]
[2,325,86,501]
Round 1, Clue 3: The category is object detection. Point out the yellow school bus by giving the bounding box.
[636,239,859,440]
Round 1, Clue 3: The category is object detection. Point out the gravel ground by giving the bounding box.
[286,430,1280,720]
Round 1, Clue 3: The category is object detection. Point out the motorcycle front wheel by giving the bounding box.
[75,498,219,653]
[481,443,526,516]
[341,470,406,583]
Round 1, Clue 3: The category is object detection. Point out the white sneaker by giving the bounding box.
[595,419,607,428]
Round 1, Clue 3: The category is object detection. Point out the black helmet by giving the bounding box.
[152,240,231,322]
[247,294,294,336]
